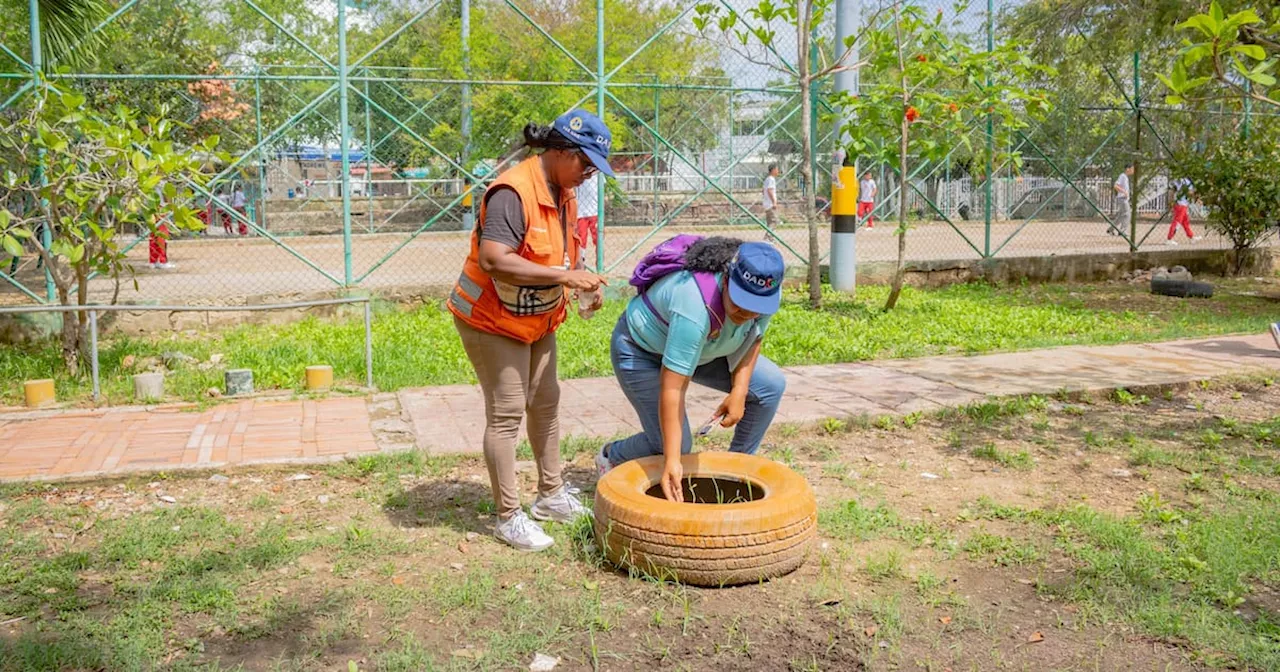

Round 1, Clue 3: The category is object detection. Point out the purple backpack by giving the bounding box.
[630,234,726,338]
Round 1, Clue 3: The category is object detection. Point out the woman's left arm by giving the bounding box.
[716,337,762,429]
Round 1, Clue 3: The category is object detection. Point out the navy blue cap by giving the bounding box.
[727,243,784,315]
[553,109,615,178]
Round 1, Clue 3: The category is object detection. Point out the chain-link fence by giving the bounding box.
[0,0,1273,307]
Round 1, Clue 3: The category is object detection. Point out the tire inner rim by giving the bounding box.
[643,476,768,504]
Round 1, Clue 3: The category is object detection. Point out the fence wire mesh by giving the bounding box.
[0,0,1273,307]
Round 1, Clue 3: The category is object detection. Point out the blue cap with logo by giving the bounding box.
[553,109,615,178]
[727,242,785,315]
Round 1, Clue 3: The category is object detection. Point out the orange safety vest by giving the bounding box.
[448,156,580,344]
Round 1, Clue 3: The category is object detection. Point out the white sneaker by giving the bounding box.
[530,486,591,523]
[1165,240,1178,246]
[494,510,554,552]
[148,263,157,269]
[159,263,176,269]
[1270,323,1280,351]
[1193,236,1203,241]
[595,443,613,480]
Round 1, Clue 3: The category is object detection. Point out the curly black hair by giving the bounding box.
[683,236,743,274]
[522,123,579,151]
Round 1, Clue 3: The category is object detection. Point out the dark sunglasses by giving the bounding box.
[576,151,598,178]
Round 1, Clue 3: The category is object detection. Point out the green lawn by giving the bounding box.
[1,278,1277,406]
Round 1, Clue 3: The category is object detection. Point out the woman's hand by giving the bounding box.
[660,457,684,503]
[715,391,747,429]
[560,269,606,291]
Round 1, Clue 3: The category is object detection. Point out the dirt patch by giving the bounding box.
[2,381,1277,670]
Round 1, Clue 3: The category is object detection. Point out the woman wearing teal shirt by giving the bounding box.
[595,239,787,502]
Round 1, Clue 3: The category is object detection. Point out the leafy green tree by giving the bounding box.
[1160,1,1279,108]
[840,2,1050,311]
[693,0,870,308]
[1174,121,1280,273]
[0,91,216,372]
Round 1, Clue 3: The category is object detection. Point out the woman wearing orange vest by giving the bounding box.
[448,109,612,551]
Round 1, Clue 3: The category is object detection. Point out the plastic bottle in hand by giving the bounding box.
[577,288,599,319]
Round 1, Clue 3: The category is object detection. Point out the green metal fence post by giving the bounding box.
[461,0,474,232]
[652,74,660,230]
[29,0,55,301]
[1243,80,1252,139]
[983,0,993,258]
[595,0,605,272]
[364,72,373,232]
[337,0,354,285]
[1131,50,1140,252]
[253,67,267,232]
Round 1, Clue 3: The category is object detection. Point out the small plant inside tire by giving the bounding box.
[593,452,818,587]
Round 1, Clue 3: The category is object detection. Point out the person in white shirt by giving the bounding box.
[1166,177,1197,245]
[858,171,877,229]
[231,185,249,236]
[762,163,780,226]
[575,172,600,249]
[1111,164,1133,237]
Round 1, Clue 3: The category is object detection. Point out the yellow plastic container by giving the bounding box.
[23,379,55,408]
[305,365,333,391]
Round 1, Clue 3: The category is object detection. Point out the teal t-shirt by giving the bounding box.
[624,271,771,377]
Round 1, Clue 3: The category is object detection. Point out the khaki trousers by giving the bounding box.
[454,316,563,519]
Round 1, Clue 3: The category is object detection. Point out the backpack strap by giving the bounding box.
[639,272,725,340]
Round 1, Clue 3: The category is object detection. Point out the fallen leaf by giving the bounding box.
[279,506,293,514]
[457,541,469,554]
[451,648,483,660]
[1017,578,1035,586]
[864,624,878,637]
[449,563,465,571]
[391,576,405,586]
[1028,631,1044,643]
[583,580,598,591]
[287,473,312,482]
[938,615,952,625]
[820,599,841,607]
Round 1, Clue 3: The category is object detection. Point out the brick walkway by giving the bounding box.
[2,334,1277,481]
[0,397,377,481]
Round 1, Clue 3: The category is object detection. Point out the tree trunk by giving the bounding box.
[884,6,910,312]
[884,121,910,311]
[800,78,821,309]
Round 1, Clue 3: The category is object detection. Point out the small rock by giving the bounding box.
[248,477,264,484]
[286,473,312,482]
[162,351,196,369]
[878,641,889,649]
[210,354,224,365]
[1111,468,1133,479]
[317,495,331,505]
[452,648,483,660]
[529,653,560,671]
[147,482,160,489]
[920,472,940,480]
[206,387,222,399]
[52,532,67,539]
[449,563,465,571]
[208,474,230,484]
[465,532,480,542]
[158,495,177,504]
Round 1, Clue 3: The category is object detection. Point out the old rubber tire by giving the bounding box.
[1151,278,1214,298]
[593,452,817,587]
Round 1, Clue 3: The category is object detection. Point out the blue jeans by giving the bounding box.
[607,315,786,467]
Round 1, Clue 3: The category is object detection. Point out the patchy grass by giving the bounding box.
[3,277,1279,406]
[0,381,1278,670]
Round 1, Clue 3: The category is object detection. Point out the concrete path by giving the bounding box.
[3,334,1277,482]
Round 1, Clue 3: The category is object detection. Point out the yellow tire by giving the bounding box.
[593,452,817,587]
